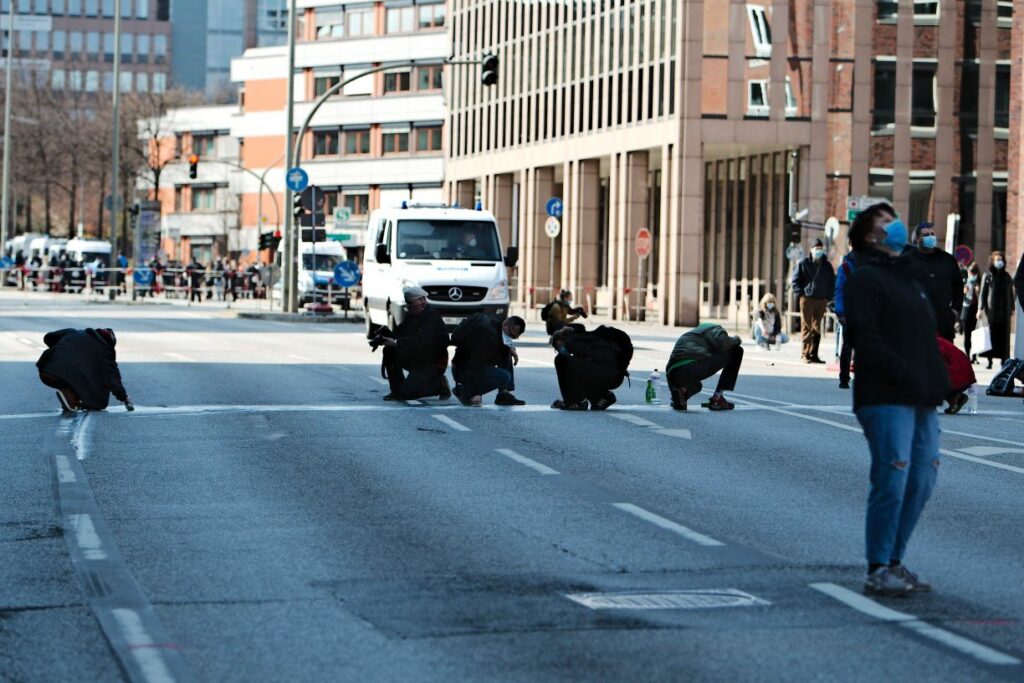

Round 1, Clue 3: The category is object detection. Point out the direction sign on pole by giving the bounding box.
[285,167,309,193]
[824,217,840,242]
[333,206,352,226]
[635,228,652,258]
[333,261,361,288]
[544,216,561,239]
[545,197,563,218]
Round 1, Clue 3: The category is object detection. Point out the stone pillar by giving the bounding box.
[618,151,649,320]
[530,167,556,306]
[1007,5,1024,263]
[577,159,601,300]
[455,180,476,209]
[492,173,514,252]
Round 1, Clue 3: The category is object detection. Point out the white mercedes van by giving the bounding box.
[362,204,518,335]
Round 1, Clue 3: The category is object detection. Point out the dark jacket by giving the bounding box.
[36,329,127,409]
[394,306,449,370]
[668,323,740,371]
[844,250,949,409]
[980,267,1015,325]
[562,332,621,370]
[900,247,963,336]
[452,315,506,371]
[792,256,836,300]
[1015,255,1024,311]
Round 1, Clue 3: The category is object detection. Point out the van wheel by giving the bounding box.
[364,305,379,339]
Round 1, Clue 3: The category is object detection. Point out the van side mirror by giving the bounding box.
[375,243,390,264]
[504,246,519,268]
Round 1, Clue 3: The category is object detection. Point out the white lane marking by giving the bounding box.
[287,353,313,362]
[609,412,692,439]
[495,448,559,475]
[16,336,39,348]
[162,352,192,361]
[958,446,1024,457]
[943,428,1024,450]
[55,454,77,483]
[810,583,1022,666]
[406,399,423,406]
[517,358,550,366]
[732,391,1024,477]
[432,414,471,432]
[610,413,659,428]
[111,609,177,683]
[566,589,770,610]
[69,513,107,560]
[71,412,92,461]
[612,503,725,547]
[369,376,389,386]
[0,411,54,421]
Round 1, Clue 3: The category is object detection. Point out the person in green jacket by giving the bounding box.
[666,323,744,411]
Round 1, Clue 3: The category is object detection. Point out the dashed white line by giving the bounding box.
[810,582,1022,666]
[162,352,192,362]
[612,502,725,547]
[608,412,692,439]
[69,513,108,560]
[609,413,659,428]
[55,454,76,483]
[495,448,559,475]
[287,353,313,362]
[406,399,422,406]
[432,414,471,432]
[112,609,177,683]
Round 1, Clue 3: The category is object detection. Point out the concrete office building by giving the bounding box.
[445,0,1020,326]
[1,0,171,94]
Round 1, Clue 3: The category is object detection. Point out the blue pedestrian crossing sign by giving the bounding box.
[285,167,309,193]
[546,197,563,218]
[333,260,361,288]
[133,267,154,285]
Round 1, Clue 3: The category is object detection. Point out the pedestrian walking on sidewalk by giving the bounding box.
[665,323,744,412]
[960,262,981,362]
[978,251,1015,369]
[900,223,963,342]
[844,203,948,596]
[792,239,835,364]
[36,328,134,412]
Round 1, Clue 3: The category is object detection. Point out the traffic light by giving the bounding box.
[481,53,499,86]
[259,232,274,250]
[293,193,306,223]
[273,230,282,250]
[188,154,199,179]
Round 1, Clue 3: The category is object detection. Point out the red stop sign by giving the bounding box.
[635,228,652,258]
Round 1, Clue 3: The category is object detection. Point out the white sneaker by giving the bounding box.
[863,567,912,596]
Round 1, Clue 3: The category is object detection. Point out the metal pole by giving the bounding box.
[110,0,122,255]
[283,0,297,312]
[1,1,17,253]
[549,236,555,302]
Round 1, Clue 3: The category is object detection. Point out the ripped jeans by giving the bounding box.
[856,405,940,566]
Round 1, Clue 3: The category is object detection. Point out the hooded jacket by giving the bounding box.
[451,314,507,371]
[394,306,449,371]
[36,328,127,409]
[667,324,741,372]
[844,250,949,409]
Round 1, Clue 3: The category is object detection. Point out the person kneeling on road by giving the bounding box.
[550,325,632,411]
[665,323,744,412]
[371,286,452,401]
[450,314,526,406]
[936,335,976,415]
[36,328,134,412]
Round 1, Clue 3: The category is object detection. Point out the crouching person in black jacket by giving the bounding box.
[550,326,632,411]
[372,286,452,401]
[450,314,526,406]
[37,328,133,412]
[665,324,744,412]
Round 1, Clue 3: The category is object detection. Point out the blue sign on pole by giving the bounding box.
[133,267,154,286]
[285,167,309,193]
[545,197,563,218]
[333,261,361,288]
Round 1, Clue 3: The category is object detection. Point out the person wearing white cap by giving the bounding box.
[370,286,452,400]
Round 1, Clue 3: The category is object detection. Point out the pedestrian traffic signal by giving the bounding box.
[481,53,499,86]
[188,154,199,179]
[293,193,306,222]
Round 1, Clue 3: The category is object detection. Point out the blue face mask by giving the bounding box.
[968,275,977,283]
[883,219,908,252]
[921,235,937,249]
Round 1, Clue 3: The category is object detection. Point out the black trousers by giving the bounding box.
[383,347,445,400]
[554,354,621,404]
[839,323,853,384]
[667,345,744,397]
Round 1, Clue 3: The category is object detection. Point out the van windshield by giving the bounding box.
[82,252,110,266]
[395,220,501,261]
[302,254,342,271]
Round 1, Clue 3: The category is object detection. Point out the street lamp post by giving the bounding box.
[283,0,297,312]
[109,0,123,258]
[1,0,16,253]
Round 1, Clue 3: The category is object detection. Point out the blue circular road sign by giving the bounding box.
[333,261,361,288]
[545,197,563,218]
[285,167,309,193]
[133,267,154,285]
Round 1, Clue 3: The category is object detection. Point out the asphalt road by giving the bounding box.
[2,292,1023,682]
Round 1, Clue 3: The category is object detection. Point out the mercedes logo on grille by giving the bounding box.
[448,287,464,301]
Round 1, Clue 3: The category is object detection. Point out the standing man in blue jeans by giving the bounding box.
[844,203,949,596]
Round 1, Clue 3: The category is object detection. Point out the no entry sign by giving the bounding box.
[635,228,652,258]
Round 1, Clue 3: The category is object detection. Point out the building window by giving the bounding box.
[315,6,344,38]
[416,64,442,91]
[191,188,216,211]
[174,187,182,212]
[154,34,167,64]
[346,7,373,37]
[53,30,65,58]
[313,130,339,156]
[102,71,114,92]
[911,62,936,128]
[877,1,897,20]
[70,31,82,57]
[314,71,340,96]
[52,0,65,13]
[35,29,48,53]
[747,80,769,117]
[908,181,934,228]
[69,70,82,90]
[136,71,148,92]
[343,192,369,216]
[415,125,442,152]
[136,0,148,18]
[994,65,1010,129]
[784,78,798,116]
[872,61,896,129]
[102,32,114,61]
[119,70,131,92]
[137,34,150,62]
[386,5,415,33]
[153,73,166,93]
[418,2,443,28]
[746,5,771,58]
[344,129,370,155]
[120,33,132,62]
[997,1,1013,26]
[85,0,97,16]
[382,127,410,153]
[51,68,65,89]
[913,0,938,20]
[84,70,98,91]
[384,69,411,93]
[192,135,215,157]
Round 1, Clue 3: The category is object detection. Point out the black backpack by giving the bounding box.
[987,359,1024,397]
[540,301,558,321]
[592,325,634,376]
[450,313,494,348]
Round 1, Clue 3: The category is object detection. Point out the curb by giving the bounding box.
[236,311,363,324]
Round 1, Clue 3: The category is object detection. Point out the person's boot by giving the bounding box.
[495,390,525,406]
[670,387,688,411]
[591,392,617,411]
[437,376,452,400]
[55,388,80,412]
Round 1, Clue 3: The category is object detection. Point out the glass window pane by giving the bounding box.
[136,71,148,91]
[153,72,166,92]
[85,0,97,15]
[36,30,48,51]
[136,0,147,17]
[53,31,65,52]
[69,0,80,13]
[51,68,64,89]
[102,0,113,16]
[119,70,131,91]
[53,0,65,12]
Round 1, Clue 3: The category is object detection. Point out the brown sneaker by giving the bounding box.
[671,388,688,411]
[707,395,735,411]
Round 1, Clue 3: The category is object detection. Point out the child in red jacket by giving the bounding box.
[936,336,976,414]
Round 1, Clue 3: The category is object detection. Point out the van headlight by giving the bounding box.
[486,281,508,300]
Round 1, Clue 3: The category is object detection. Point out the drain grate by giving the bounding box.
[565,589,771,610]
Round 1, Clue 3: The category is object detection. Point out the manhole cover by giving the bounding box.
[565,589,771,610]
